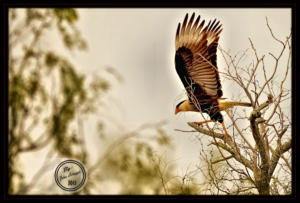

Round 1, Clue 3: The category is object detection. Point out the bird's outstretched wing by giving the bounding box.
[175,13,223,102]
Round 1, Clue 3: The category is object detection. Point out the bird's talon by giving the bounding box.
[223,133,230,141]
[194,122,203,127]
[193,120,214,127]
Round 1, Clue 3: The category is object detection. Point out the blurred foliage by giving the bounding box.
[9,8,216,196]
[89,126,202,195]
[99,135,171,194]
[9,8,194,195]
[8,8,210,196]
[8,8,97,194]
[49,60,86,157]
[54,8,87,50]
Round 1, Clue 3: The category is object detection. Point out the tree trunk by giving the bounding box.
[257,181,270,195]
[255,171,270,195]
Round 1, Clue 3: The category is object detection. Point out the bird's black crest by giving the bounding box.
[176,100,185,108]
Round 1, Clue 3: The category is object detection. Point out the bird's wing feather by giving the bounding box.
[175,13,223,100]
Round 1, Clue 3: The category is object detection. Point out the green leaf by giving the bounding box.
[53,8,78,24]
[45,52,59,68]
[26,9,43,25]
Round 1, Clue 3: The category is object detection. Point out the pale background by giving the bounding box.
[19,8,291,194]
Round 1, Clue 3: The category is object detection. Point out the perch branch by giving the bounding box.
[188,122,253,171]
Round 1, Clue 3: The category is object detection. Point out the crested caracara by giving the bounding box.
[174,13,251,138]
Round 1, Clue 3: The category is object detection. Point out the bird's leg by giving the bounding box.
[194,120,213,127]
[221,121,230,139]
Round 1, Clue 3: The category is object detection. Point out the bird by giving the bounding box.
[174,13,252,138]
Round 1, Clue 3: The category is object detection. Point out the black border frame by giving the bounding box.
[1,0,297,200]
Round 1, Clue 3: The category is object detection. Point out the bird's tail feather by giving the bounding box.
[218,100,252,111]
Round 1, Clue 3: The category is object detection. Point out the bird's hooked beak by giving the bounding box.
[175,107,181,115]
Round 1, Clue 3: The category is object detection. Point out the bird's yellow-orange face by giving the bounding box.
[175,100,199,114]
[175,100,185,115]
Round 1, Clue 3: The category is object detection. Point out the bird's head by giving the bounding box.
[175,100,186,115]
[175,99,198,114]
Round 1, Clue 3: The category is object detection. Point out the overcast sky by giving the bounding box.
[20,8,291,194]
[75,8,291,125]
[74,8,291,170]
